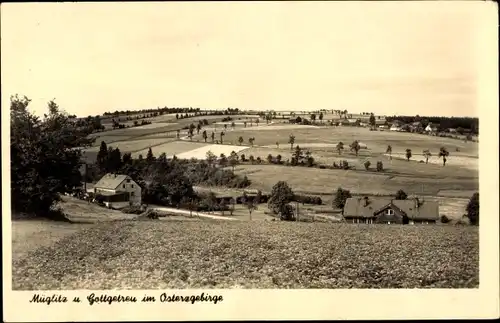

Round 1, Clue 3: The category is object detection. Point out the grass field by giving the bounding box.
[131,141,208,158]
[12,220,478,289]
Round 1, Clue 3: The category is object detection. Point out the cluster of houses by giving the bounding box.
[85,173,439,225]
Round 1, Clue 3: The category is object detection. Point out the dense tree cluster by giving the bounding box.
[10,96,94,219]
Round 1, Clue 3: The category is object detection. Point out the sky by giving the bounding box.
[1,1,494,118]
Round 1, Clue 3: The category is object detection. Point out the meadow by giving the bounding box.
[12,219,478,290]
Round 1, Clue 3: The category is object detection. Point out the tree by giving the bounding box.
[276,141,280,149]
[395,189,408,200]
[405,148,412,161]
[243,195,258,221]
[423,149,432,164]
[220,131,225,144]
[240,153,246,162]
[10,96,92,219]
[108,148,122,172]
[177,129,180,139]
[219,199,227,216]
[369,113,376,129]
[336,142,344,155]
[202,130,208,142]
[96,141,109,172]
[438,147,450,166]
[288,134,295,150]
[248,137,255,146]
[376,161,384,172]
[196,123,202,134]
[291,145,304,166]
[319,112,324,123]
[466,192,479,225]
[364,160,371,170]
[211,131,215,143]
[386,145,392,160]
[267,154,274,164]
[310,113,316,123]
[256,156,262,164]
[244,121,247,128]
[206,150,217,167]
[228,153,239,173]
[267,181,294,219]
[249,155,255,164]
[350,140,360,156]
[333,187,352,210]
[238,136,244,145]
[276,154,282,164]
[219,153,228,167]
[146,147,155,163]
[231,121,236,129]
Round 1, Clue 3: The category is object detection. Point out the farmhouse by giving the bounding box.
[93,173,142,209]
[342,197,439,224]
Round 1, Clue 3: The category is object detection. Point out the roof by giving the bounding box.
[94,173,130,190]
[343,197,439,221]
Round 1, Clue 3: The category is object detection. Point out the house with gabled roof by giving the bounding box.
[342,196,439,224]
[93,173,142,209]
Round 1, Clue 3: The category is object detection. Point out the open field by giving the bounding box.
[12,220,478,289]
[234,164,477,197]
[85,137,176,153]
[131,141,207,158]
[176,144,249,159]
[386,153,478,170]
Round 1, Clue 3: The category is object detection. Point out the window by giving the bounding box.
[131,192,135,196]
[131,184,134,188]
[126,179,131,183]
[385,209,394,216]
[123,184,125,188]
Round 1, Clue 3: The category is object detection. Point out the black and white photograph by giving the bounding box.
[2,1,498,321]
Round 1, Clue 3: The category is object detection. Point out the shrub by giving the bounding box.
[121,205,144,214]
[144,209,160,220]
[440,215,450,224]
[395,189,408,200]
[364,160,371,170]
[466,192,479,225]
[376,161,384,172]
[342,160,349,170]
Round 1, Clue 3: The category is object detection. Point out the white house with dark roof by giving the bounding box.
[93,173,142,209]
[342,196,439,224]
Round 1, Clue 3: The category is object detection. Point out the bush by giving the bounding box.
[144,209,160,219]
[440,215,450,224]
[364,160,371,170]
[376,161,384,172]
[121,205,144,214]
[395,189,408,200]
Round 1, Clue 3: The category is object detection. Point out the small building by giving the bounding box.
[425,124,439,133]
[93,173,142,209]
[342,197,439,224]
[390,124,402,131]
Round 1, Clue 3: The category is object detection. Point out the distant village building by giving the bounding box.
[93,173,142,209]
[342,197,439,224]
[425,123,439,133]
[389,120,403,131]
